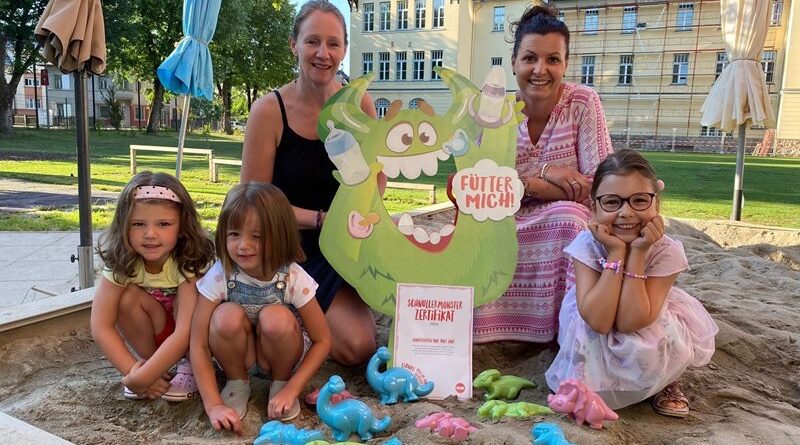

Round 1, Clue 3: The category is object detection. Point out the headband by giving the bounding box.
[134,186,181,203]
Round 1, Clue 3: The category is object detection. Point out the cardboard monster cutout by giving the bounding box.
[318,67,522,316]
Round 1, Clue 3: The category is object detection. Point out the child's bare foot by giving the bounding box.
[651,381,689,418]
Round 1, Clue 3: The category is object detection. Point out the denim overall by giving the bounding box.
[227,264,291,325]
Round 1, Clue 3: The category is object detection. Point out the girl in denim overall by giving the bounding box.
[191,182,331,435]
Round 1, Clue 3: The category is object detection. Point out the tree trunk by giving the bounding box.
[245,83,253,112]
[146,76,165,134]
[0,81,16,136]
[221,80,232,135]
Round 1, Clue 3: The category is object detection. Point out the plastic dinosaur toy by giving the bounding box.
[367,346,434,404]
[472,369,536,400]
[531,422,576,445]
[305,387,354,406]
[316,375,392,441]
[547,379,618,430]
[477,400,553,421]
[252,420,324,445]
[415,412,477,441]
[307,440,403,445]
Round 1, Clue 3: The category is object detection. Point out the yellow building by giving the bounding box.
[349,0,799,154]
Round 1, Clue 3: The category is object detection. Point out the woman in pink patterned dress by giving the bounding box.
[474,4,613,343]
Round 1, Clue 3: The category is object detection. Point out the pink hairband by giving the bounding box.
[134,186,181,203]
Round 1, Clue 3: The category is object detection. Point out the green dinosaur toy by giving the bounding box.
[472,369,536,400]
[477,400,554,421]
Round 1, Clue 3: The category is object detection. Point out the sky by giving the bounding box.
[291,0,353,75]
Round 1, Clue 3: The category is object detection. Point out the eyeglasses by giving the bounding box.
[595,193,656,212]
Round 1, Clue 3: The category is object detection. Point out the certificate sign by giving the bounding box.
[393,283,473,400]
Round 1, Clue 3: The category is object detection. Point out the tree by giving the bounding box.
[101,81,124,130]
[0,0,48,135]
[104,0,182,134]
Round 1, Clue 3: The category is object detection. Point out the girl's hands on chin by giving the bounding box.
[631,215,664,251]
[588,221,627,254]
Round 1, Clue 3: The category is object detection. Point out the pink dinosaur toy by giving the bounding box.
[547,379,619,429]
[415,412,477,441]
[305,388,354,406]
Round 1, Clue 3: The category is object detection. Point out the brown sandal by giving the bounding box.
[651,381,689,418]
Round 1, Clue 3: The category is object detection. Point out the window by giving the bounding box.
[619,55,634,85]
[413,51,425,80]
[99,78,110,89]
[135,107,142,120]
[493,7,505,32]
[491,57,503,67]
[762,51,776,83]
[54,74,63,89]
[362,53,374,75]
[676,3,694,31]
[25,98,36,109]
[701,125,725,137]
[672,53,689,84]
[557,12,565,22]
[379,2,390,31]
[409,98,421,109]
[363,3,374,31]
[57,103,72,117]
[715,52,729,79]
[375,98,390,118]
[771,1,783,26]
[622,6,637,33]
[24,77,36,86]
[432,0,444,28]
[415,0,426,28]
[99,105,110,119]
[396,51,407,80]
[431,50,443,79]
[378,52,390,80]
[396,1,408,30]
[584,9,599,34]
[581,56,595,85]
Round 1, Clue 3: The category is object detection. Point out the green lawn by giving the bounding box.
[1,129,799,230]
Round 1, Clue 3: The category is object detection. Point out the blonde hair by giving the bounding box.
[97,171,215,282]
[216,182,305,277]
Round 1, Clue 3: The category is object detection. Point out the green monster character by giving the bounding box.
[317,67,522,321]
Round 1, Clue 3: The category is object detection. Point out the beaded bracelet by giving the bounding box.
[597,258,622,274]
[623,270,648,279]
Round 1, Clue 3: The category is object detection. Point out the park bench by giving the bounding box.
[129,145,215,180]
[211,158,243,182]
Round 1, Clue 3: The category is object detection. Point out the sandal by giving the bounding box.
[651,381,689,418]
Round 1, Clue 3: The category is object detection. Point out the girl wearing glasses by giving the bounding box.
[545,150,718,418]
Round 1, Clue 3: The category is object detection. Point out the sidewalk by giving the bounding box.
[0,231,102,307]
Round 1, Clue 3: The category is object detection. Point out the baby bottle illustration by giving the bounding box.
[325,120,371,185]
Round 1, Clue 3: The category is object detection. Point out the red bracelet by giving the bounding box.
[316,209,324,229]
[598,258,622,274]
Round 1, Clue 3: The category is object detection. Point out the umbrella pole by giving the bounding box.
[731,123,746,221]
[176,95,191,180]
[74,70,94,289]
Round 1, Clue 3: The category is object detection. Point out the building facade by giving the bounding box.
[350,0,799,154]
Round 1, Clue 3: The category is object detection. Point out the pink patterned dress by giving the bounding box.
[473,83,614,343]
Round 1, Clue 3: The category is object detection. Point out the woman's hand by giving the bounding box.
[207,404,243,435]
[542,165,591,202]
[267,388,297,419]
[631,215,664,251]
[588,221,627,255]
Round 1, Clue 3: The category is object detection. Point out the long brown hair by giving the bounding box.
[98,171,214,282]
[216,182,305,277]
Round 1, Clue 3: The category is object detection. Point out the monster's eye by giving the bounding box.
[386,122,414,153]
[418,122,437,147]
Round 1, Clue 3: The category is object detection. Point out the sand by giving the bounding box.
[1,217,799,445]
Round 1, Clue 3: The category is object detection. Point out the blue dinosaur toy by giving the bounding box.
[530,422,576,445]
[317,375,392,441]
[366,346,434,405]
[253,420,324,445]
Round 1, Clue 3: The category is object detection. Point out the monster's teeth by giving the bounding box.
[439,224,456,237]
[412,227,430,243]
[398,158,423,180]
[382,159,400,179]
[397,213,414,235]
[437,150,450,161]
[378,150,449,180]
[429,231,442,245]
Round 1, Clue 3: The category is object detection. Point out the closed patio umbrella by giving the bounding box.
[157,0,222,180]
[35,0,106,289]
[700,0,775,221]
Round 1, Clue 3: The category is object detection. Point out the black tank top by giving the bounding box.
[271,90,339,258]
